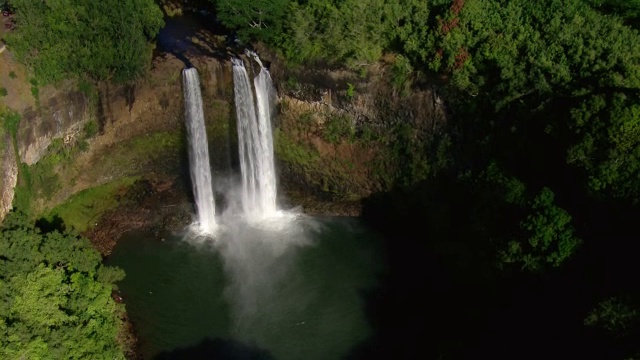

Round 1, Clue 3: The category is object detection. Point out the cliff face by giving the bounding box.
[18,91,89,165]
[1,43,448,222]
[264,48,448,203]
[0,132,18,219]
[0,53,234,221]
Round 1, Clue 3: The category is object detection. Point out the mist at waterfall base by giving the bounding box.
[108,218,383,359]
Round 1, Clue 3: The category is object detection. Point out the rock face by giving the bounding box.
[0,53,235,222]
[18,91,89,165]
[265,48,449,203]
[0,132,18,220]
[95,55,232,148]
[0,44,448,222]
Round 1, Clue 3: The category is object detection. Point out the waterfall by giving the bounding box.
[183,68,217,233]
[232,57,278,220]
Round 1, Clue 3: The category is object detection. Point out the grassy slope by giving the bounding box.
[45,176,140,232]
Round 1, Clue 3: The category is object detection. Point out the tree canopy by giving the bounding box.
[0,213,127,359]
[2,0,640,357]
[215,0,289,43]
[218,1,640,355]
[6,0,164,83]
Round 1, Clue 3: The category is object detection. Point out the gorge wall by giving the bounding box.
[0,131,17,220]
[0,53,234,222]
[1,44,448,222]
[266,48,449,209]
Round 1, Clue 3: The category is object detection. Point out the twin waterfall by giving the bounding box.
[182,55,278,233]
[183,68,217,233]
[232,58,278,220]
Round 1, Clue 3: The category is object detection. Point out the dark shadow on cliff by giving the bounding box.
[154,338,274,360]
[168,50,195,70]
[349,170,638,360]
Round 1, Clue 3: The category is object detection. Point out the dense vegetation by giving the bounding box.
[213,0,640,358]
[1,1,161,358]
[0,212,127,359]
[2,0,640,358]
[4,0,164,83]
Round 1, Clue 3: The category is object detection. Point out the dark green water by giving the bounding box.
[107,216,384,360]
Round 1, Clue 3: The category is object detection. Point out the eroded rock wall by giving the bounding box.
[1,53,234,221]
[18,91,89,165]
[267,50,448,202]
[0,132,18,220]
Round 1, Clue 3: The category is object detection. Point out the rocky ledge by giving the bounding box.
[85,174,193,256]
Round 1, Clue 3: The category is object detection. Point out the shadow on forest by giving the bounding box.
[154,337,274,360]
[35,215,66,234]
[348,171,639,360]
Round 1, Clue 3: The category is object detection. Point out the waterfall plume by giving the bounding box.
[231,57,278,221]
[183,67,217,233]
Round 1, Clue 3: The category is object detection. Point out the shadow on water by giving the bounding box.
[351,170,640,360]
[154,337,274,360]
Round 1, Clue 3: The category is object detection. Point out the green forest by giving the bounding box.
[0,213,127,359]
[2,0,640,358]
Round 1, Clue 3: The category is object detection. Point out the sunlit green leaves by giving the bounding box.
[215,0,289,42]
[0,213,127,359]
[6,0,164,83]
[568,93,640,199]
[278,0,414,67]
[11,265,72,328]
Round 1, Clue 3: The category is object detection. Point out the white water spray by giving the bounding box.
[183,68,217,233]
[231,57,278,220]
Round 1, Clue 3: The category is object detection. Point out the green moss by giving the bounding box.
[205,100,231,140]
[323,114,355,144]
[83,120,99,138]
[12,127,183,219]
[12,163,35,215]
[12,139,70,215]
[1,108,21,143]
[390,55,413,97]
[274,128,320,168]
[78,78,99,110]
[29,78,40,104]
[346,83,356,99]
[46,176,140,233]
[275,128,366,199]
[39,130,185,232]
[125,130,183,156]
[95,130,185,178]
